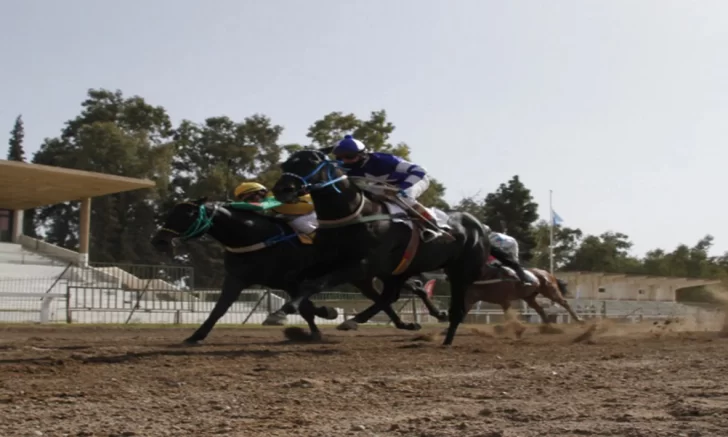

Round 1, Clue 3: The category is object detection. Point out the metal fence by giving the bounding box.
[0,262,725,327]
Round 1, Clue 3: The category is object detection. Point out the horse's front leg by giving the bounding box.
[184,274,246,345]
[523,294,550,325]
[407,280,448,322]
[282,257,356,313]
[336,279,382,331]
[375,277,421,331]
[296,298,324,342]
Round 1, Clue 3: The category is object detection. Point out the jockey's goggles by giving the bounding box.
[236,190,266,201]
[335,153,361,163]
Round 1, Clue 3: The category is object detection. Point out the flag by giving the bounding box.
[551,209,564,226]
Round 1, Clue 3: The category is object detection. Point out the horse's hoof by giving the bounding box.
[402,323,422,331]
[261,314,287,326]
[322,306,339,320]
[182,338,201,345]
[311,332,323,342]
[336,320,359,331]
[436,311,449,323]
[281,303,298,314]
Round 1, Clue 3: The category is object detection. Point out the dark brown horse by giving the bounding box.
[461,258,582,326]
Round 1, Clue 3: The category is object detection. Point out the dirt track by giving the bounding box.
[1,321,727,437]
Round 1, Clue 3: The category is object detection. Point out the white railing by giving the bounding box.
[0,292,66,323]
[0,286,723,327]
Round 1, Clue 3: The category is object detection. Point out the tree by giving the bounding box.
[641,235,723,279]
[32,88,173,264]
[7,115,25,161]
[530,220,583,270]
[6,114,38,237]
[456,176,539,261]
[306,110,449,209]
[563,231,642,273]
[170,114,286,287]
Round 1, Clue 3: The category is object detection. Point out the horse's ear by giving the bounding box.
[319,146,334,155]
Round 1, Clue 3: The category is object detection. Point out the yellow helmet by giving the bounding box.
[234,182,268,199]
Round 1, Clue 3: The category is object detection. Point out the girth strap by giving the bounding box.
[391,223,421,275]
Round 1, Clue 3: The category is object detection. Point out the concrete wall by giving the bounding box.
[555,272,688,302]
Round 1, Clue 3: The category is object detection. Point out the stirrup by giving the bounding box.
[420,228,444,243]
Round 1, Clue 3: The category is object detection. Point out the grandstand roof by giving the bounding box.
[0,160,156,209]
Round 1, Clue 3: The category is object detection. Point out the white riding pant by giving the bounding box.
[489,232,519,261]
[400,175,430,208]
[286,212,318,235]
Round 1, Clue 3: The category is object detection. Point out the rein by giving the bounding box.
[162,202,298,253]
[281,154,348,194]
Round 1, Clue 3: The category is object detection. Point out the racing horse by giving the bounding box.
[272,149,492,346]
[150,198,448,344]
[455,256,581,325]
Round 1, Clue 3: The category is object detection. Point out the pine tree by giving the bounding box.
[7,115,25,161]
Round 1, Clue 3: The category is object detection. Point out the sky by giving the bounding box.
[1,0,727,257]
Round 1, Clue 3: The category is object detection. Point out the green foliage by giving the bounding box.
[32,89,174,265]
[530,220,583,270]
[6,114,37,237]
[455,176,538,261]
[11,87,728,293]
[7,115,25,161]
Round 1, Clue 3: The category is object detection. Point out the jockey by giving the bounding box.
[234,181,269,204]
[234,182,318,242]
[488,231,534,286]
[331,135,447,241]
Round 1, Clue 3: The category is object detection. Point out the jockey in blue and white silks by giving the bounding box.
[332,135,444,240]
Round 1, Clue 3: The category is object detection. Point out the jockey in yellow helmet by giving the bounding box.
[234,182,269,203]
[233,181,317,241]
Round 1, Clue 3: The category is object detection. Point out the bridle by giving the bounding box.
[160,202,219,241]
[280,151,348,195]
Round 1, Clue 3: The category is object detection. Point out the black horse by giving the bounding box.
[150,198,447,343]
[272,149,492,345]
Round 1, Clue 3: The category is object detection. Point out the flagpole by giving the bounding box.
[549,189,554,274]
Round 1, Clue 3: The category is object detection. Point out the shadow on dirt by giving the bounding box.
[0,345,345,366]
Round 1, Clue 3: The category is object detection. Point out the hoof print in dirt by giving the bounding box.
[538,324,564,335]
[181,339,203,347]
[410,332,438,342]
[283,327,322,343]
[572,323,599,344]
[336,320,359,331]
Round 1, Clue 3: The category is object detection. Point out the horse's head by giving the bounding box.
[273,149,347,204]
[151,197,215,254]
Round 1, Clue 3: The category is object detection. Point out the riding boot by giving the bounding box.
[512,264,534,286]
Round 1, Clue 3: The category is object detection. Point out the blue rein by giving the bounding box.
[281,156,347,194]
